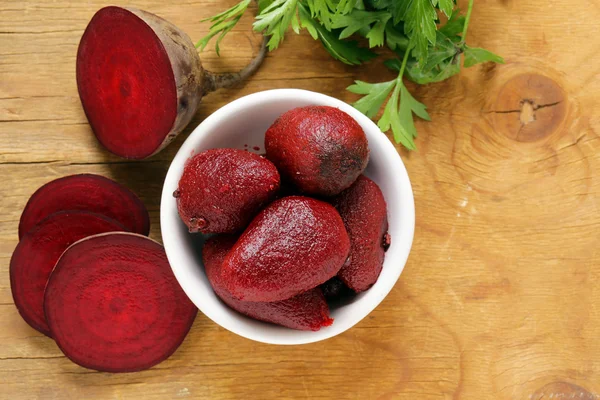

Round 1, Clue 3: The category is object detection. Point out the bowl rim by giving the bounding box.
[160,88,415,345]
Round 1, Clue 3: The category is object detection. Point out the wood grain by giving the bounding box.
[1,0,599,399]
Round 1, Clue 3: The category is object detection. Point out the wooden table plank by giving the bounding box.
[1,0,599,399]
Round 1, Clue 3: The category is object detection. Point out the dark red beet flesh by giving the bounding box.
[10,211,126,336]
[221,196,350,302]
[175,149,280,234]
[203,236,333,331]
[18,174,150,239]
[332,175,389,292]
[265,106,369,196]
[77,6,177,159]
[44,233,197,372]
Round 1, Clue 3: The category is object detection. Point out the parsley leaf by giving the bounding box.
[306,0,336,29]
[464,46,505,67]
[336,0,361,14]
[253,0,299,51]
[196,0,251,55]
[432,0,454,17]
[400,0,438,65]
[299,4,376,65]
[385,23,409,51]
[331,10,391,47]
[350,46,430,149]
[439,11,465,38]
[347,80,395,118]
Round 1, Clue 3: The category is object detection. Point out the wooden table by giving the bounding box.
[1,1,599,399]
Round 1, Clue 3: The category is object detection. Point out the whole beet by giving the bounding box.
[202,236,333,331]
[265,106,369,196]
[175,149,280,234]
[221,196,350,302]
[332,175,390,292]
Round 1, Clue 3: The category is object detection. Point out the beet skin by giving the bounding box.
[265,106,369,196]
[221,196,350,302]
[203,236,333,331]
[332,175,390,292]
[175,149,280,234]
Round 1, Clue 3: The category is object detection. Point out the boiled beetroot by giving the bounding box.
[221,196,350,302]
[10,211,126,336]
[265,106,369,196]
[203,236,333,331]
[77,7,266,159]
[175,149,280,234]
[332,175,389,292]
[18,174,149,239]
[44,233,197,372]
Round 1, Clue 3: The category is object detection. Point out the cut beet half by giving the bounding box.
[18,174,150,239]
[10,211,127,336]
[77,6,268,159]
[44,233,197,372]
[203,236,333,331]
[76,6,201,159]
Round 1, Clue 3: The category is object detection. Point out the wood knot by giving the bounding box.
[490,73,567,142]
[531,382,597,400]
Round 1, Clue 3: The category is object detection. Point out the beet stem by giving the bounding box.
[203,36,268,93]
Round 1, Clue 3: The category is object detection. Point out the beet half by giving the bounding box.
[265,106,369,196]
[332,175,390,292]
[175,149,280,234]
[44,233,197,372]
[10,211,126,336]
[77,6,267,159]
[18,174,149,239]
[221,196,350,302]
[203,236,333,331]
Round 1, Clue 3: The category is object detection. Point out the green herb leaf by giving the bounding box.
[432,0,454,17]
[400,0,438,64]
[406,57,461,84]
[439,11,465,38]
[347,80,395,118]
[196,0,251,55]
[352,46,430,150]
[385,23,409,51]
[366,13,391,47]
[331,10,389,40]
[299,4,376,65]
[253,0,299,51]
[364,0,394,10]
[464,46,505,67]
[336,0,361,14]
[306,0,336,29]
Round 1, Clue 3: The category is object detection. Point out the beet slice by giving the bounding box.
[203,236,333,331]
[44,233,197,372]
[77,6,267,159]
[18,174,150,239]
[10,211,126,336]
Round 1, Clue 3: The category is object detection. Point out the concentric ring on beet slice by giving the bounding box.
[18,174,150,239]
[44,232,197,372]
[10,211,127,336]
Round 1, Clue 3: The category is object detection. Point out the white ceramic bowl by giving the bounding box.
[161,89,415,345]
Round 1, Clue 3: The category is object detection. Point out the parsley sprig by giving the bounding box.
[198,0,503,150]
